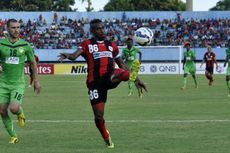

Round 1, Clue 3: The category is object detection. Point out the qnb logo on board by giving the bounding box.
[159,66,177,72]
[150,65,177,73]
[150,65,157,72]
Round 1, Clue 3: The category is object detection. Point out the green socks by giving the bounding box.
[128,80,134,94]
[1,106,23,137]
[183,77,187,87]
[2,116,17,137]
[193,77,198,86]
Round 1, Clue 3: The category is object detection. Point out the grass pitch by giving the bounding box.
[0,74,230,153]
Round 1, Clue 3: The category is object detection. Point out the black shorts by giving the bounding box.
[87,75,120,105]
[205,67,214,74]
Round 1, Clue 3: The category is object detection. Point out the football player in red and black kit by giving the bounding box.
[200,46,218,86]
[58,19,147,148]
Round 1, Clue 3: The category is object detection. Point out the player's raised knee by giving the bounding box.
[120,70,130,81]
[112,69,130,82]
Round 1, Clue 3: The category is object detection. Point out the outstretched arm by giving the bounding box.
[200,59,205,68]
[58,48,83,62]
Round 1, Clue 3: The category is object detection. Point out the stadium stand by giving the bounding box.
[0,11,229,49]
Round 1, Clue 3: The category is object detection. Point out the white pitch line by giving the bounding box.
[25,119,230,123]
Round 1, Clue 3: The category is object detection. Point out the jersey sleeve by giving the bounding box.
[25,44,35,62]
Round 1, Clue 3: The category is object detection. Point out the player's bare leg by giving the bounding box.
[29,77,33,87]
[28,74,33,87]
[192,74,198,88]
[205,71,213,86]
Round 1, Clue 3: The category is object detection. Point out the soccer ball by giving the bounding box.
[133,27,153,46]
[216,66,223,73]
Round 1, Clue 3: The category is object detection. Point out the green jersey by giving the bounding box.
[0,38,35,85]
[184,50,195,66]
[122,46,140,68]
[226,48,230,75]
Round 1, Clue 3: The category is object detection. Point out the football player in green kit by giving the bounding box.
[224,40,230,97]
[0,19,41,144]
[181,41,198,90]
[122,38,142,97]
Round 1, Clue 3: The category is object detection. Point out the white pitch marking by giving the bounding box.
[25,119,230,123]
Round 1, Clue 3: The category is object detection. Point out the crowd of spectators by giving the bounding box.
[0,13,230,49]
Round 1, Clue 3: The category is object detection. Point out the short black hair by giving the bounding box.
[90,19,102,29]
[6,19,18,28]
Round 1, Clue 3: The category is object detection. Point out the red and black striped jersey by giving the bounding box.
[34,55,39,63]
[203,52,216,68]
[80,38,120,83]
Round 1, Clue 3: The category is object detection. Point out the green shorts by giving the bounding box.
[184,64,196,75]
[0,83,25,104]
